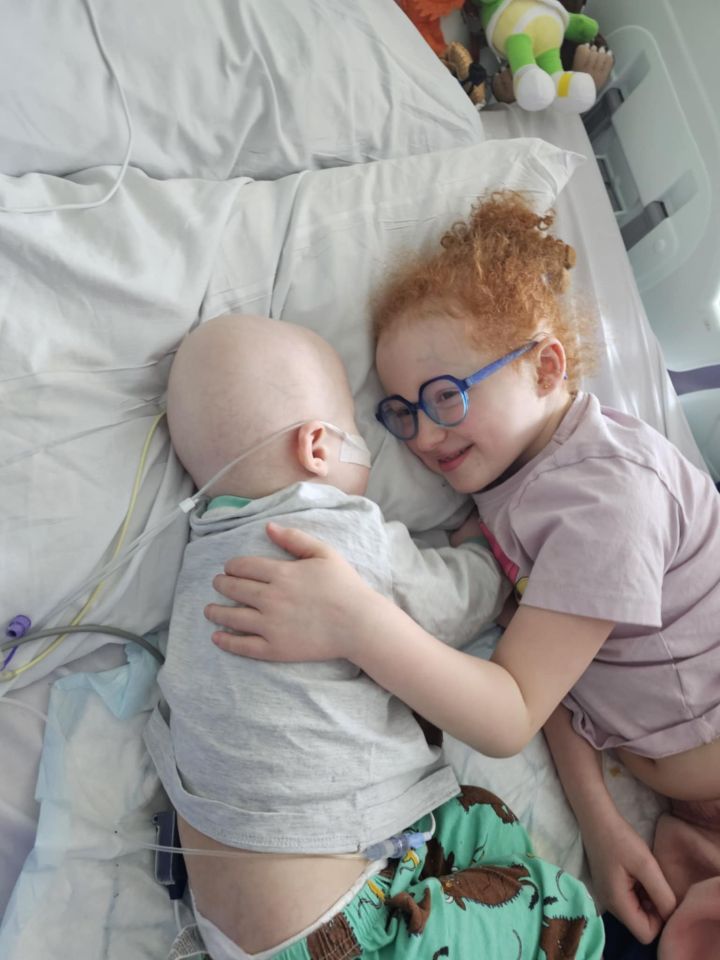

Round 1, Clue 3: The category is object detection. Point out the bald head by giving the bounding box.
[167,314,362,496]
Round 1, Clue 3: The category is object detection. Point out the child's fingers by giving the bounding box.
[222,556,278,582]
[264,522,334,560]
[211,631,277,660]
[211,575,266,608]
[205,600,263,634]
[635,859,677,921]
[614,891,662,945]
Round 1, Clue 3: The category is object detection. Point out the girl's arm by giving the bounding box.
[544,705,676,943]
[206,523,612,757]
[544,704,612,826]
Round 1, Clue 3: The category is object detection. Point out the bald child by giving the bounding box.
[144,315,508,958]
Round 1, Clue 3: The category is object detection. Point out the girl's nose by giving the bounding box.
[413,411,447,451]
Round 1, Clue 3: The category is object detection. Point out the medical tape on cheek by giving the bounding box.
[339,434,372,468]
[192,422,371,506]
[318,422,372,468]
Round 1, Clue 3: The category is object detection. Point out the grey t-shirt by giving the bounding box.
[145,482,504,853]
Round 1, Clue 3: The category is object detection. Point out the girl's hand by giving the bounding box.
[449,509,484,547]
[496,593,517,629]
[205,522,376,662]
[582,808,676,944]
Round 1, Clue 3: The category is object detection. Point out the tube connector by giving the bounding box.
[5,615,31,640]
[363,830,429,862]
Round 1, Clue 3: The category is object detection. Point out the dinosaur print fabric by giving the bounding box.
[194,786,604,959]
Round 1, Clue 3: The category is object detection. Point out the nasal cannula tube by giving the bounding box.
[34,421,314,630]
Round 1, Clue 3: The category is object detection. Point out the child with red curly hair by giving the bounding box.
[207,192,720,960]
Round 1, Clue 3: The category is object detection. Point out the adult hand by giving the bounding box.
[205,522,377,662]
[583,808,676,944]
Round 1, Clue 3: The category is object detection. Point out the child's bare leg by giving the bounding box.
[545,706,675,942]
[614,739,720,956]
[658,877,720,960]
[653,800,720,960]
[654,800,720,900]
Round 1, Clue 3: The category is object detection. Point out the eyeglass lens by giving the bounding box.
[380,377,468,439]
[423,378,466,424]
[380,397,416,439]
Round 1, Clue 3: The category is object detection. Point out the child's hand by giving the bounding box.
[496,593,517,628]
[449,509,483,547]
[205,523,377,662]
[582,808,676,944]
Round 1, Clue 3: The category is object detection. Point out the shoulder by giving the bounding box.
[529,393,688,503]
[511,397,691,557]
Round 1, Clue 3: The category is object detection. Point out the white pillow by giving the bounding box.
[0,140,580,689]
[0,0,483,183]
[202,138,583,532]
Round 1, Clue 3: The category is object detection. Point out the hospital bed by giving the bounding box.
[0,1,712,957]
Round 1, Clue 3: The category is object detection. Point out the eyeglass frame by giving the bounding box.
[375,341,539,441]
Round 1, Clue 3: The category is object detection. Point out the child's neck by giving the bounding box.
[492,389,575,489]
[531,389,574,458]
[540,389,575,450]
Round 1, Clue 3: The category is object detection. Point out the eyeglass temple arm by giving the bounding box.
[464,341,539,387]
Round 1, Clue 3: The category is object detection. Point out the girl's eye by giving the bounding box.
[438,389,460,403]
[430,384,463,409]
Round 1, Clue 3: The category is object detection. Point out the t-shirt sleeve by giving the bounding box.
[383,520,510,648]
[513,457,680,627]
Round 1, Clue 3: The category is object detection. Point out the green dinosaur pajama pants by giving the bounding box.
[242,785,605,960]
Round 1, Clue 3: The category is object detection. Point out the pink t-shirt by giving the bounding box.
[474,392,720,759]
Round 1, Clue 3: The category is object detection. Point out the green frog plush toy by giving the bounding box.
[473,0,600,112]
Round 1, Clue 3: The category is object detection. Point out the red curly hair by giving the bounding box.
[371,191,598,391]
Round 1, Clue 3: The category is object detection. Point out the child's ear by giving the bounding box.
[536,339,567,393]
[296,421,330,477]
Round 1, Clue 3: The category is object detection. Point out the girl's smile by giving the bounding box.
[436,446,472,472]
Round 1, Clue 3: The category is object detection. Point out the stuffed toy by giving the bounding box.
[470,0,601,112]
[396,0,466,56]
[396,1,489,108]
[441,40,488,109]
[490,0,613,107]
[558,0,612,93]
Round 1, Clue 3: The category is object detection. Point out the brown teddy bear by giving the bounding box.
[442,40,488,109]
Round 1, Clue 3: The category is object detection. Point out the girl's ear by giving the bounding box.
[535,339,567,393]
[296,421,330,477]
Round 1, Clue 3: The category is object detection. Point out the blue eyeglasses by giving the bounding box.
[375,342,538,441]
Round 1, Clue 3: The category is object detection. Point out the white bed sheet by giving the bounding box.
[0,0,485,184]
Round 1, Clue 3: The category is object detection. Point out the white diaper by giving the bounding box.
[190,859,386,960]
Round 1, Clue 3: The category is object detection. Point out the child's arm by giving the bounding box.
[206,523,612,757]
[544,705,676,944]
[382,517,510,648]
[447,507,517,627]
